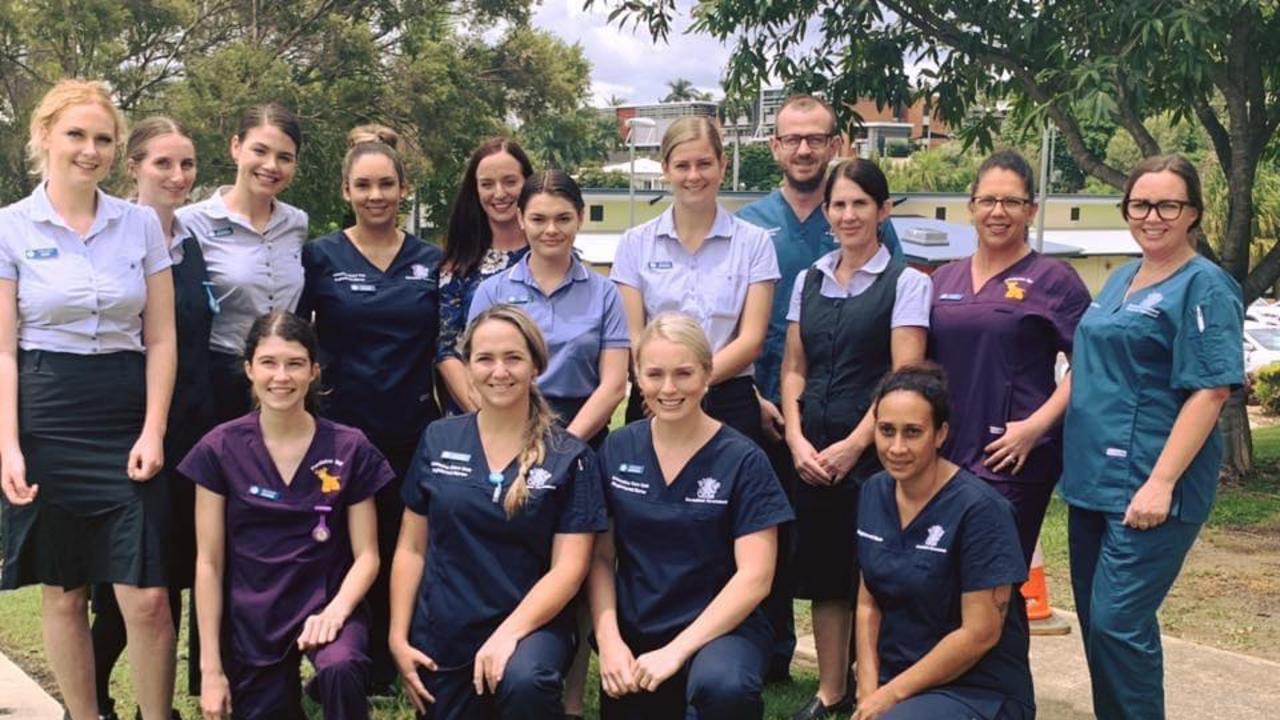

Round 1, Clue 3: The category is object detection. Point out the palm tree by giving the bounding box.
[663,78,700,102]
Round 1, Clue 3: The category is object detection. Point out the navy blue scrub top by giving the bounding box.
[299,231,443,447]
[401,414,607,670]
[599,420,794,647]
[857,469,1034,717]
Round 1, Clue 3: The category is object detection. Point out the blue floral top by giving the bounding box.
[436,246,528,362]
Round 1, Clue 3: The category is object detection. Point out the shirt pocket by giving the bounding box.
[709,273,745,319]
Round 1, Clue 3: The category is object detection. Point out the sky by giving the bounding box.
[530,1,735,106]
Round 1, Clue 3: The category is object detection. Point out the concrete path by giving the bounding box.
[0,646,61,719]
[795,609,1280,719]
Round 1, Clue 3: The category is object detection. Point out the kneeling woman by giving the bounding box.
[181,311,394,720]
[590,312,794,719]
[388,304,607,719]
[853,364,1033,720]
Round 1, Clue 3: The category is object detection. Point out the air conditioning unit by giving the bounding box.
[903,227,947,246]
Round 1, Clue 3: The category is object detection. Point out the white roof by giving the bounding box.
[1034,229,1140,256]
[575,233,626,266]
[600,158,664,176]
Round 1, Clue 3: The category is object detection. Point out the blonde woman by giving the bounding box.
[0,79,177,720]
[609,117,779,446]
[588,313,793,719]
[389,305,606,718]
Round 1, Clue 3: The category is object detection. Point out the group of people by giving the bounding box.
[0,78,1243,720]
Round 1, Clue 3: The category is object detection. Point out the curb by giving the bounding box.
[0,647,62,719]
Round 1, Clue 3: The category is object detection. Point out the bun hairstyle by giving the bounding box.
[659,116,724,165]
[460,304,557,518]
[972,149,1036,199]
[243,311,322,414]
[126,116,193,183]
[872,362,951,429]
[26,78,127,178]
[342,123,406,186]
[823,158,890,208]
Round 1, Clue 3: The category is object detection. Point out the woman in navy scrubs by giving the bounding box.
[929,149,1091,564]
[855,364,1033,720]
[0,80,178,720]
[1060,156,1242,719]
[182,311,393,720]
[388,305,606,719]
[779,159,930,719]
[609,117,779,446]
[468,170,629,447]
[437,138,534,412]
[177,104,309,423]
[90,116,217,718]
[299,125,443,692]
[589,312,793,720]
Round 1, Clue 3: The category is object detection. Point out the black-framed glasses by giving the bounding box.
[776,133,833,150]
[1123,199,1193,221]
[971,195,1034,212]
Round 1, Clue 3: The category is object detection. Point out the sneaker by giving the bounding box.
[789,694,854,720]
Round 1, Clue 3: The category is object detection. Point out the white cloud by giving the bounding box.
[533,0,734,106]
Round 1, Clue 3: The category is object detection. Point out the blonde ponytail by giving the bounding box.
[504,384,557,517]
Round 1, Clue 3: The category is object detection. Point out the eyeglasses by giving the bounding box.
[1123,199,1193,221]
[971,196,1033,212]
[776,134,833,150]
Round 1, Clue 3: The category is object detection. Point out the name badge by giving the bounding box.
[24,247,58,260]
[504,295,530,304]
[939,293,964,301]
[211,227,234,238]
[619,463,645,474]
[349,283,376,293]
[647,260,673,270]
[442,451,471,462]
[248,485,281,501]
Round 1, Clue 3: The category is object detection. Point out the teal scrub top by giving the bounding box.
[1060,256,1243,523]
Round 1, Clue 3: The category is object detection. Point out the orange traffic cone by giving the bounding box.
[1022,541,1071,635]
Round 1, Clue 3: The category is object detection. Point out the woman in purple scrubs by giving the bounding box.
[181,311,394,720]
[928,149,1091,564]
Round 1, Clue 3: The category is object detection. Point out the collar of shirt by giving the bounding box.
[654,204,736,245]
[204,185,290,236]
[506,252,590,296]
[815,244,891,287]
[27,181,125,238]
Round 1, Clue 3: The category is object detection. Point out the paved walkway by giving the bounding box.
[795,609,1280,719]
[0,646,61,719]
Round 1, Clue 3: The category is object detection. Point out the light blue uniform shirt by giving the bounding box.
[0,183,171,354]
[738,190,902,401]
[1060,256,1244,523]
[469,254,629,399]
[177,187,308,355]
[786,245,933,328]
[610,205,780,378]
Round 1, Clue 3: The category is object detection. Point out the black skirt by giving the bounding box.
[1,350,168,590]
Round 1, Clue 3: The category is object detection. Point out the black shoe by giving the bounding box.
[789,694,854,720]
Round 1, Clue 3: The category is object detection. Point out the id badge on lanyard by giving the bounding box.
[312,504,333,542]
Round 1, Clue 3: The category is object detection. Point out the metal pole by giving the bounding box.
[733,130,740,191]
[1034,122,1051,252]
[629,133,636,229]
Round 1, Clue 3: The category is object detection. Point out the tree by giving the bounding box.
[591,0,1280,480]
[662,77,711,103]
[521,106,617,171]
[0,1,596,234]
[577,163,631,189]
[732,142,781,191]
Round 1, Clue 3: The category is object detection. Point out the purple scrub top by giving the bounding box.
[928,252,1091,485]
[178,413,395,664]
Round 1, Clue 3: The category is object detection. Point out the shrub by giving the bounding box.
[1253,362,1280,415]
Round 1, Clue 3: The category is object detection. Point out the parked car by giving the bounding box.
[1244,321,1280,375]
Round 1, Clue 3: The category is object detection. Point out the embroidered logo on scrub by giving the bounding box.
[527,467,553,490]
[1004,279,1026,300]
[686,477,727,505]
[311,460,344,494]
[407,264,432,280]
[1125,291,1163,317]
[915,524,948,554]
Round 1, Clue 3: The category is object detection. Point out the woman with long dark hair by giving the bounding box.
[436,138,534,412]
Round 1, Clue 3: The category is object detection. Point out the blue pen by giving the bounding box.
[488,472,504,503]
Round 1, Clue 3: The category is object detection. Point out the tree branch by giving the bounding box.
[1194,97,1233,175]
[1115,81,1160,157]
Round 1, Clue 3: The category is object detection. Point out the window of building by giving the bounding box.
[1070,206,1081,223]
[589,205,604,222]
[935,207,947,220]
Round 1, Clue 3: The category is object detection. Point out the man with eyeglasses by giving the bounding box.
[735,94,903,694]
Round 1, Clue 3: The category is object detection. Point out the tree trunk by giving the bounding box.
[1219,389,1253,484]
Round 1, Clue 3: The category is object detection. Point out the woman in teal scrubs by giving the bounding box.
[1060,155,1243,720]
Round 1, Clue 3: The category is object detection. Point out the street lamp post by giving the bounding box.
[626,117,657,229]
